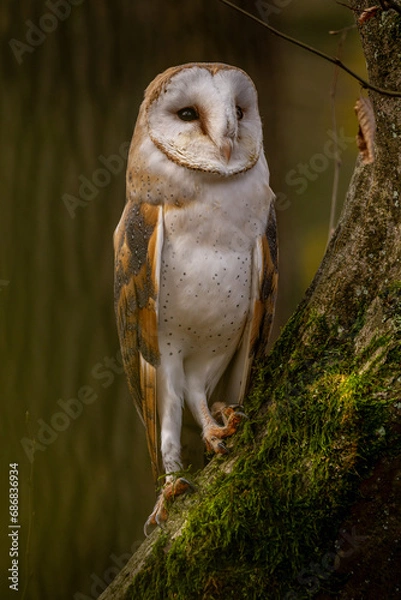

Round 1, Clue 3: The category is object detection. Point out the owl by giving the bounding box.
[114,63,278,534]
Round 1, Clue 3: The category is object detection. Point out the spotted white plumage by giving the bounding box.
[114,63,278,532]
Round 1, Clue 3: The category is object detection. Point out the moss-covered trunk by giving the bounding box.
[99,3,401,599]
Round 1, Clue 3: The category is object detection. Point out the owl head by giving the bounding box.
[133,63,264,177]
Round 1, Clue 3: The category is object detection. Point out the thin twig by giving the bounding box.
[327,29,348,245]
[335,1,359,12]
[218,0,401,98]
[329,24,357,35]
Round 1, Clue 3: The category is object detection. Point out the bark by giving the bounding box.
[99,3,401,599]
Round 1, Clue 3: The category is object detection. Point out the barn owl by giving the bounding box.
[114,63,278,534]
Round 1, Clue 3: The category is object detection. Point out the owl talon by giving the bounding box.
[211,403,248,425]
[217,441,229,454]
[204,405,246,455]
[144,477,193,537]
[221,405,248,426]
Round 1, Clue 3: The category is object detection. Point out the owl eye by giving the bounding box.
[236,106,244,120]
[177,107,199,121]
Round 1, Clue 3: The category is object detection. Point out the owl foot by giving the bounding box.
[204,405,247,454]
[144,477,193,536]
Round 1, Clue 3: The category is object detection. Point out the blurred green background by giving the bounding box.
[0,1,364,598]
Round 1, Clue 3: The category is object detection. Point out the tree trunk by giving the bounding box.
[99,3,401,599]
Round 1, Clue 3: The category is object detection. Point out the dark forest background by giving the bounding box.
[0,1,363,598]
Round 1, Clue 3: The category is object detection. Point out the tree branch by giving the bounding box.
[218,0,401,98]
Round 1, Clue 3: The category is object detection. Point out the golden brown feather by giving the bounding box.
[114,201,163,480]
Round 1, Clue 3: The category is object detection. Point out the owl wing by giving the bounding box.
[114,201,163,481]
[211,200,278,406]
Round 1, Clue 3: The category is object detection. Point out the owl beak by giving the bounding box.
[220,138,233,163]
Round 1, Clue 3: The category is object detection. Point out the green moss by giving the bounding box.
[127,291,401,600]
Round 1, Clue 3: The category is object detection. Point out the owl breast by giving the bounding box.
[159,222,252,361]
[157,179,266,376]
